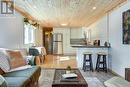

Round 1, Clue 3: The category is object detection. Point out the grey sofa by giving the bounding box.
[0,66,41,87]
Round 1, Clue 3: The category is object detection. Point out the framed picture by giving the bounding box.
[123,10,130,44]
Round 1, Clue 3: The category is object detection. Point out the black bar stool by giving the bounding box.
[83,52,93,72]
[95,52,107,72]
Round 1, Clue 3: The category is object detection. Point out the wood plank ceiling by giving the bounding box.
[15,0,127,27]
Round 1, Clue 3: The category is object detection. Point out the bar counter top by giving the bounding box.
[73,44,110,68]
[71,44,110,48]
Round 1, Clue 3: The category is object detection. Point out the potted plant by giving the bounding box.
[66,66,72,74]
[24,18,29,25]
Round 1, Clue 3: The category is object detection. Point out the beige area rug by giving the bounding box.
[39,69,55,87]
[39,69,104,87]
[85,77,104,87]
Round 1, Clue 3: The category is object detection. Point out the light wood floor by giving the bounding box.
[39,69,116,87]
[40,55,77,68]
[80,69,116,83]
[39,55,116,87]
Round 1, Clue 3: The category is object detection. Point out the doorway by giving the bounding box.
[43,27,53,54]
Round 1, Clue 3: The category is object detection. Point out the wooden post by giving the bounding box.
[35,56,41,65]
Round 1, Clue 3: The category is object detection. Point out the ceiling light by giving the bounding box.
[61,23,67,26]
[92,7,96,10]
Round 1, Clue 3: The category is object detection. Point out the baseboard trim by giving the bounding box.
[63,53,76,56]
[108,69,123,78]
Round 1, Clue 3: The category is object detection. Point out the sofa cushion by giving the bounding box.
[4,77,29,87]
[18,48,28,57]
[3,66,40,78]
[0,52,10,72]
[7,50,26,69]
[0,75,8,87]
[9,65,32,72]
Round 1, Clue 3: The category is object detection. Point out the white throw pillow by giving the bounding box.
[0,75,8,87]
[0,52,10,72]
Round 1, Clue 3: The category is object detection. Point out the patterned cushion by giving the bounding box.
[7,50,26,69]
[16,48,28,57]
[0,75,8,87]
[0,52,10,72]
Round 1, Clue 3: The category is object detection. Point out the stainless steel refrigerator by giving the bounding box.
[52,33,63,55]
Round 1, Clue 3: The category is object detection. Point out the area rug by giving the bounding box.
[39,69,55,87]
[85,77,104,87]
[39,69,104,87]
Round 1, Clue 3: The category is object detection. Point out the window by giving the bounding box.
[24,24,35,44]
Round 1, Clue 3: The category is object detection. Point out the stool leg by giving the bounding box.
[103,55,107,73]
[89,54,93,72]
[97,57,100,72]
[96,55,100,71]
[83,54,86,72]
[97,55,101,72]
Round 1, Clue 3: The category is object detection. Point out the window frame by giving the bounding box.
[24,23,35,45]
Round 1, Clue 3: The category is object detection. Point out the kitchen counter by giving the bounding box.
[71,45,110,48]
[73,45,110,69]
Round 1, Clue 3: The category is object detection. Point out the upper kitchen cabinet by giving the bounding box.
[70,27,84,39]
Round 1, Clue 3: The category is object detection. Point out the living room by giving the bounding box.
[0,0,130,87]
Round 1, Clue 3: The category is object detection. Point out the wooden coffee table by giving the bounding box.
[52,69,88,87]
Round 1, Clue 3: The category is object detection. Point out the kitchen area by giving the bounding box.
[53,27,111,69]
[70,27,110,69]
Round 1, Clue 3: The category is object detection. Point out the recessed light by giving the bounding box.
[61,23,67,26]
[92,7,96,10]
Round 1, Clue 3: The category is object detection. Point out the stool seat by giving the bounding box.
[83,52,92,55]
[97,52,107,55]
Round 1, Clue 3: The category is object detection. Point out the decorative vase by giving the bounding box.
[66,70,71,74]
[66,66,72,74]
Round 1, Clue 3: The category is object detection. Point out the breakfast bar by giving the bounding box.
[72,45,110,69]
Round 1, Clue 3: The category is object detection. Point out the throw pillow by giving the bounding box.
[0,52,10,72]
[0,75,8,87]
[7,50,26,69]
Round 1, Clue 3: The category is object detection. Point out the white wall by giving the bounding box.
[0,12,43,49]
[0,12,24,49]
[108,1,130,77]
[88,1,130,77]
[35,27,43,46]
[88,15,108,46]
